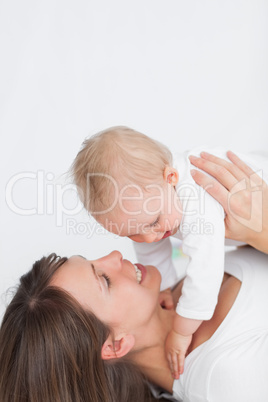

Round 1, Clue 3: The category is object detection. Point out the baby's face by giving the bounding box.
[97,181,182,243]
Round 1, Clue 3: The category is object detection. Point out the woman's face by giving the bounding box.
[51,251,161,334]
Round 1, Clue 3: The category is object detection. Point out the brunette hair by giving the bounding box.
[71,126,172,215]
[0,254,153,402]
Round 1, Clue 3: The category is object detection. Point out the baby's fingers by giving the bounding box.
[168,352,180,379]
[178,352,185,376]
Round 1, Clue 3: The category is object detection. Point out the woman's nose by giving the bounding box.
[102,250,123,270]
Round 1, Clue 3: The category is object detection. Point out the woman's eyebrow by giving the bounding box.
[75,255,102,291]
[90,263,102,291]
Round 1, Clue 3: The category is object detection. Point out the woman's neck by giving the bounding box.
[129,273,242,394]
[130,305,175,392]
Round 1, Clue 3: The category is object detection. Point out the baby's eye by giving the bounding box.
[151,217,160,227]
[101,273,111,288]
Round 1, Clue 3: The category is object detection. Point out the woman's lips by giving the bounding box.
[135,263,147,283]
[162,230,172,239]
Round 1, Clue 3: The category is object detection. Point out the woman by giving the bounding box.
[0,253,151,402]
[1,154,268,402]
[1,248,268,402]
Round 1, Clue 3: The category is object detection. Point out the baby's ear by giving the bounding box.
[164,166,179,186]
[101,334,135,360]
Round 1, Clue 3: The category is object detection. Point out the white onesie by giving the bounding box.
[134,148,268,320]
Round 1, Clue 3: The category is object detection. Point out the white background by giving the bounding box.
[0,0,267,319]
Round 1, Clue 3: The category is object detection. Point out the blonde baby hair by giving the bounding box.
[71,126,172,216]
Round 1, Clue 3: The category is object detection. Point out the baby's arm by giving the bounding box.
[166,181,226,378]
[165,314,202,379]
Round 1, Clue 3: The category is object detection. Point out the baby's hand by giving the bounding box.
[165,330,192,379]
[159,288,174,310]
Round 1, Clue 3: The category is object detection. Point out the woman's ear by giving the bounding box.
[101,334,135,360]
[164,166,179,186]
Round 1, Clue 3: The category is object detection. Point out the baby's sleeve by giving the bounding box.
[176,190,225,320]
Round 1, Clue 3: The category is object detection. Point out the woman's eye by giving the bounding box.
[102,273,111,288]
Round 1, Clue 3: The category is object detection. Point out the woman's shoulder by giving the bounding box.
[173,247,268,401]
[224,246,268,286]
[175,331,268,402]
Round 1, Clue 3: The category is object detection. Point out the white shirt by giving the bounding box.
[134,148,268,320]
[173,248,268,402]
[150,248,268,401]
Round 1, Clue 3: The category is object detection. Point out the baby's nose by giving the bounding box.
[143,233,159,243]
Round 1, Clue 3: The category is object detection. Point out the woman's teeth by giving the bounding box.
[134,264,142,284]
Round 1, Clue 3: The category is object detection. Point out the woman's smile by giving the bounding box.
[134,263,146,284]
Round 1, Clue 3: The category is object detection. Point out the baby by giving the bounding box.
[72,126,268,379]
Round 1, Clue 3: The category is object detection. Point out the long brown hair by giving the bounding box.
[0,254,154,402]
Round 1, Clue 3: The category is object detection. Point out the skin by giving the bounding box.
[79,151,268,382]
[189,151,268,253]
[98,160,252,378]
[51,252,170,352]
[51,251,241,393]
[97,167,182,243]
[96,167,199,377]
